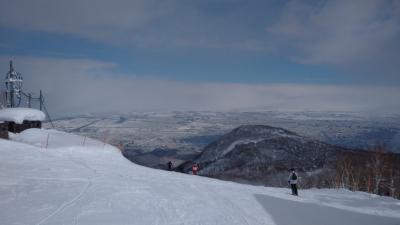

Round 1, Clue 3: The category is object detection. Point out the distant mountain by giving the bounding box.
[180,125,352,187]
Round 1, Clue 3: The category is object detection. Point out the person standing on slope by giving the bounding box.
[288,168,298,196]
[192,163,199,175]
[167,161,173,171]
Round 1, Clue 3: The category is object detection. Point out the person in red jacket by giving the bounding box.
[192,163,199,175]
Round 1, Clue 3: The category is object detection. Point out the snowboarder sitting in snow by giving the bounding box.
[167,161,173,171]
[192,163,199,175]
[288,168,298,196]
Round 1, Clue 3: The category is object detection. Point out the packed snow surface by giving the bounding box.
[1,128,399,225]
[0,107,45,124]
[10,128,106,149]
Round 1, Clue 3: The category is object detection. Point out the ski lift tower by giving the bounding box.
[5,60,23,108]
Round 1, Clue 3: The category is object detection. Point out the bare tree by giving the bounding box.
[368,146,388,195]
[334,146,399,199]
[382,154,400,198]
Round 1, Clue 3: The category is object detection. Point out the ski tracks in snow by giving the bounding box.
[186,182,253,225]
[189,182,274,225]
[34,178,92,225]
[34,155,97,225]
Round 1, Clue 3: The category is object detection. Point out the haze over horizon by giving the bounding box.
[0,0,399,115]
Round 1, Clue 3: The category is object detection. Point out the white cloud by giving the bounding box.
[268,0,400,78]
[0,56,399,116]
[0,0,270,50]
[0,0,169,44]
[0,0,399,81]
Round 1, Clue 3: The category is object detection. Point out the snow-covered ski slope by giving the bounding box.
[1,129,399,225]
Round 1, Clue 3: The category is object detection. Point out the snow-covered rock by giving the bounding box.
[1,128,399,225]
[0,107,45,124]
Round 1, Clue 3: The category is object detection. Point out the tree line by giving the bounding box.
[334,146,400,199]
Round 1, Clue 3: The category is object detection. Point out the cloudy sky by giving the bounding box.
[0,0,399,115]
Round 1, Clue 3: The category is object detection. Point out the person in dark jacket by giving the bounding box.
[167,161,173,171]
[288,168,298,196]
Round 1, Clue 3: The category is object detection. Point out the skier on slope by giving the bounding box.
[167,161,173,171]
[288,168,298,196]
[192,163,199,175]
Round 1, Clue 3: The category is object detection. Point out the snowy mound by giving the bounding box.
[0,128,399,225]
[0,107,45,124]
[10,128,107,149]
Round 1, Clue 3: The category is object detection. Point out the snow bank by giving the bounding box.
[0,129,399,225]
[10,128,110,149]
[0,107,45,124]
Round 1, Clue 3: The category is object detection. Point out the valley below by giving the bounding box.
[45,110,400,197]
[47,110,400,154]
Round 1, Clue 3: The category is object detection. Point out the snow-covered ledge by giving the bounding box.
[0,108,46,124]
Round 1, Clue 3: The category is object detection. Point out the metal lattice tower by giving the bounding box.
[5,60,23,107]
